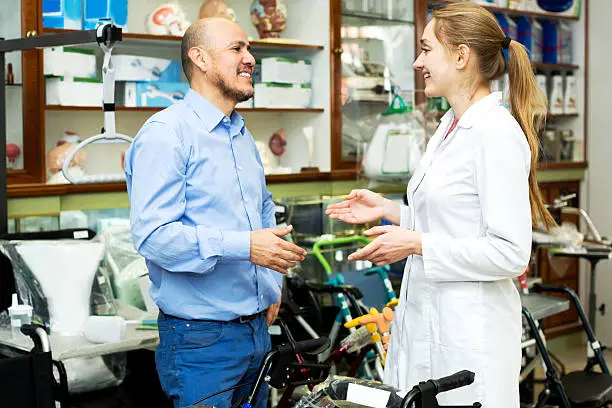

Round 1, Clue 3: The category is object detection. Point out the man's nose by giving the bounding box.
[244,51,255,66]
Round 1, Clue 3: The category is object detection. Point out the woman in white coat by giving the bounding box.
[326,3,556,407]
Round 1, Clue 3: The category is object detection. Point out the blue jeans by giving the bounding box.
[156,311,271,408]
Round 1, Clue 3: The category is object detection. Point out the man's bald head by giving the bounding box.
[181,18,240,82]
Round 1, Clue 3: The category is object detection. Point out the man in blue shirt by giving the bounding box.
[124,17,307,408]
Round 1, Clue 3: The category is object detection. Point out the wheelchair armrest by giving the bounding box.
[532,282,572,295]
[20,324,50,353]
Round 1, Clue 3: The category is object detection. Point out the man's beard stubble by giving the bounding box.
[214,74,254,103]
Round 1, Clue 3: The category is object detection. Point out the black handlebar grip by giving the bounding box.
[432,370,475,393]
[293,337,330,355]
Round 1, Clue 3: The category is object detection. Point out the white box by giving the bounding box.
[261,57,312,84]
[236,98,254,109]
[254,83,312,109]
[112,55,182,82]
[121,82,190,107]
[46,76,103,107]
[44,47,97,78]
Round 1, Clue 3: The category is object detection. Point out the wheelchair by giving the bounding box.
[523,283,612,407]
[0,323,61,407]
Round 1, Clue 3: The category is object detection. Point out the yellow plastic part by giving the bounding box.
[386,299,399,309]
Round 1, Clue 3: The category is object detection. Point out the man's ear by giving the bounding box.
[455,44,470,70]
[188,47,208,73]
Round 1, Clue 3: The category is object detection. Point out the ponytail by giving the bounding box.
[507,40,556,229]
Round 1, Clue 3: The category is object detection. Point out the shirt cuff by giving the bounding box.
[400,204,411,228]
[195,226,223,259]
[220,230,251,261]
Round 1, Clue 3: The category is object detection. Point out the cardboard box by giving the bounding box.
[44,47,96,78]
[113,55,182,82]
[261,58,312,84]
[254,83,312,109]
[83,0,128,30]
[42,0,82,29]
[46,76,103,107]
[121,82,190,107]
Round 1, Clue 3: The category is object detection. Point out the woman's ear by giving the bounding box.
[455,44,470,70]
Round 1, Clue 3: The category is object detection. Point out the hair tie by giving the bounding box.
[501,36,512,49]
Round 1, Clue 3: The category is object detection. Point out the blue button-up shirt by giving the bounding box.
[125,89,282,321]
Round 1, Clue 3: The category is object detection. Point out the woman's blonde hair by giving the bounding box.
[432,2,555,229]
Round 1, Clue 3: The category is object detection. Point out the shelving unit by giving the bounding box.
[430,0,580,20]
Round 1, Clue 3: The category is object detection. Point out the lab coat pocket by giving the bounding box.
[436,282,484,351]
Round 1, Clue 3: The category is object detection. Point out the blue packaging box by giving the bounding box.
[83,0,128,30]
[516,17,542,62]
[541,20,560,64]
[43,0,83,29]
[123,82,190,107]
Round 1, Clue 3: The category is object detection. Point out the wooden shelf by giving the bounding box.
[430,0,580,20]
[532,62,579,70]
[537,161,587,170]
[8,172,336,197]
[45,105,324,113]
[43,28,325,51]
[548,113,579,119]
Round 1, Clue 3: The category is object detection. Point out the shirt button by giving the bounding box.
[237,165,242,170]
[261,295,264,300]
[244,198,249,204]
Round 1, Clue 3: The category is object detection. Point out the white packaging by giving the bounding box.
[82,316,127,344]
[45,76,103,107]
[8,293,33,338]
[536,74,548,100]
[254,83,312,109]
[112,55,182,82]
[559,22,572,64]
[261,57,312,84]
[531,19,543,63]
[549,75,564,114]
[507,0,526,10]
[236,98,254,109]
[44,47,97,78]
[564,75,577,114]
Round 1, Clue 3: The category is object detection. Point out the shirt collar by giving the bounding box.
[184,88,245,134]
[455,91,503,129]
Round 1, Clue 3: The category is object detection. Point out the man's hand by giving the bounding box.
[266,298,281,326]
[250,225,307,274]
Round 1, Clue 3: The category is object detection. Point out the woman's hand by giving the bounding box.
[326,189,392,224]
[348,226,422,265]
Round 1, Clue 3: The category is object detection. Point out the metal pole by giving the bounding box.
[0,44,7,236]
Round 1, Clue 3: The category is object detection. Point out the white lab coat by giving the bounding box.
[383,92,532,407]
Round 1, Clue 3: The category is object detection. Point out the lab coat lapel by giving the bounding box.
[408,111,453,197]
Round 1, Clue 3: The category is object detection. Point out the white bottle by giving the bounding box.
[549,74,564,115]
[536,74,548,100]
[564,74,577,114]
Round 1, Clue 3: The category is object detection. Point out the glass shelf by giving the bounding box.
[341,11,414,26]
